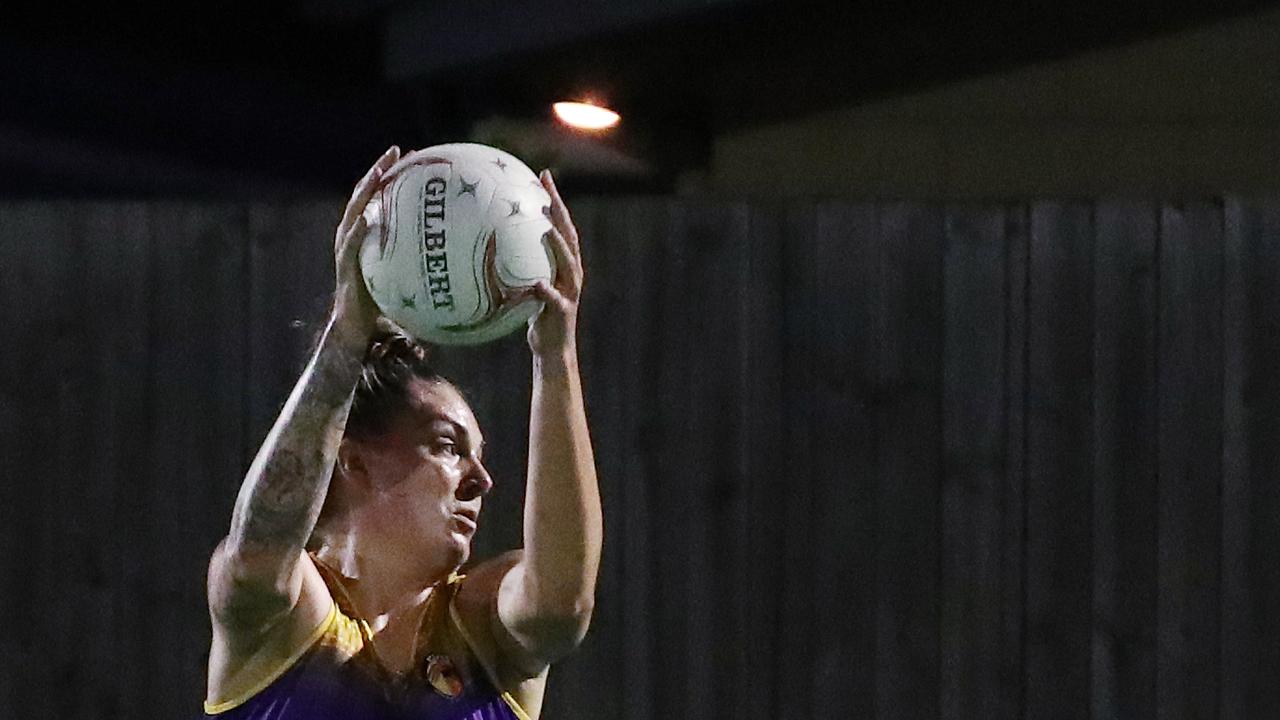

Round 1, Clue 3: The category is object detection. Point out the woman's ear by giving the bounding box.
[336,439,370,488]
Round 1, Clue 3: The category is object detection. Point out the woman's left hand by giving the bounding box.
[527,169,584,359]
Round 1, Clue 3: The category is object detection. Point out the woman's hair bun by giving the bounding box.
[348,319,443,439]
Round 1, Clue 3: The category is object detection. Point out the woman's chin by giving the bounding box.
[445,531,471,566]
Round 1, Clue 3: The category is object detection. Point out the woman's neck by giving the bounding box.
[313,527,454,625]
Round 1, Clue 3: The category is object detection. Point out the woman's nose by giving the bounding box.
[457,458,493,500]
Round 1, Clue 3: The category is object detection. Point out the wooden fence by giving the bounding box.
[1,197,1278,719]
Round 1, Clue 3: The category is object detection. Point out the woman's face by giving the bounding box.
[353,378,492,570]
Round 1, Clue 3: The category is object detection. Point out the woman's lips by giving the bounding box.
[451,512,477,534]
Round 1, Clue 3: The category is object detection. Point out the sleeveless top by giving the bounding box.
[203,561,530,720]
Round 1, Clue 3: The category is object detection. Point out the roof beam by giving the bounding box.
[381,0,754,80]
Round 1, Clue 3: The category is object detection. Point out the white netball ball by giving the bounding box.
[359,143,555,345]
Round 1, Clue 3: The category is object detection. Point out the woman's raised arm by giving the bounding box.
[496,170,603,669]
[207,146,400,630]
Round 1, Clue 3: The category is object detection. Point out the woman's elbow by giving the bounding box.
[516,596,596,663]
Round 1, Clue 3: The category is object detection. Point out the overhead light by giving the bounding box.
[553,101,621,131]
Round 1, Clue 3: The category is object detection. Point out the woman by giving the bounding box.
[202,146,602,719]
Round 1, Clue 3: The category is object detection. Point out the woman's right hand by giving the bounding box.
[331,145,401,341]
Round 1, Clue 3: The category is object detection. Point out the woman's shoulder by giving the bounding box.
[449,548,524,653]
[448,551,548,716]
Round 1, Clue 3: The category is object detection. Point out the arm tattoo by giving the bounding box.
[233,448,323,552]
[226,326,361,562]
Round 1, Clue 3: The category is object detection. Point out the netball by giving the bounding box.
[358,143,556,345]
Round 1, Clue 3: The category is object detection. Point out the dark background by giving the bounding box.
[2,0,1277,197]
[2,2,1280,719]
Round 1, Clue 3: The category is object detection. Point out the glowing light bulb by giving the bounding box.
[553,101,621,131]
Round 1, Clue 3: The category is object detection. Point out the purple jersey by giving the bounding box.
[203,570,529,720]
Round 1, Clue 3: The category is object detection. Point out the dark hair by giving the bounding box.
[345,325,447,440]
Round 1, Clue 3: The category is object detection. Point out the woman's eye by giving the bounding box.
[436,440,459,456]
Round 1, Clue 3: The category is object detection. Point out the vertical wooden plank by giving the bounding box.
[805,202,879,719]
[875,202,943,720]
[738,202,790,720]
[140,203,248,718]
[676,201,753,720]
[78,204,153,720]
[1025,201,1094,719]
[616,198,669,720]
[0,202,77,720]
[684,200,718,720]
[1221,198,1280,719]
[643,198,699,720]
[53,203,94,717]
[0,202,22,720]
[941,205,1015,720]
[769,201,823,720]
[1091,201,1158,719]
[575,198,624,719]
[1157,201,1223,720]
[1001,204,1029,720]
[710,202,756,717]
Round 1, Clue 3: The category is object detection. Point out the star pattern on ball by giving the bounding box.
[457,176,479,197]
[400,294,417,309]
[492,157,509,172]
[506,199,521,217]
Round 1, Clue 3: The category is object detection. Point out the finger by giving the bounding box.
[540,169,580,257]
[344,214,369,245]
[340,166,382,231]
[341,146,400,230]
[336,215,369,259]
[380,147,422,184]
[530,280,572,314]
[543,227,581,294]
[349,146,400,211]
[542,172,579,254]
[351,147,398,206]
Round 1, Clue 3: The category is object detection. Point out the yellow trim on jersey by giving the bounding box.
[203,601,339,715]
[448,598,533,720]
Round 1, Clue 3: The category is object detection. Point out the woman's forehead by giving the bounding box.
[405,379,481,435]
